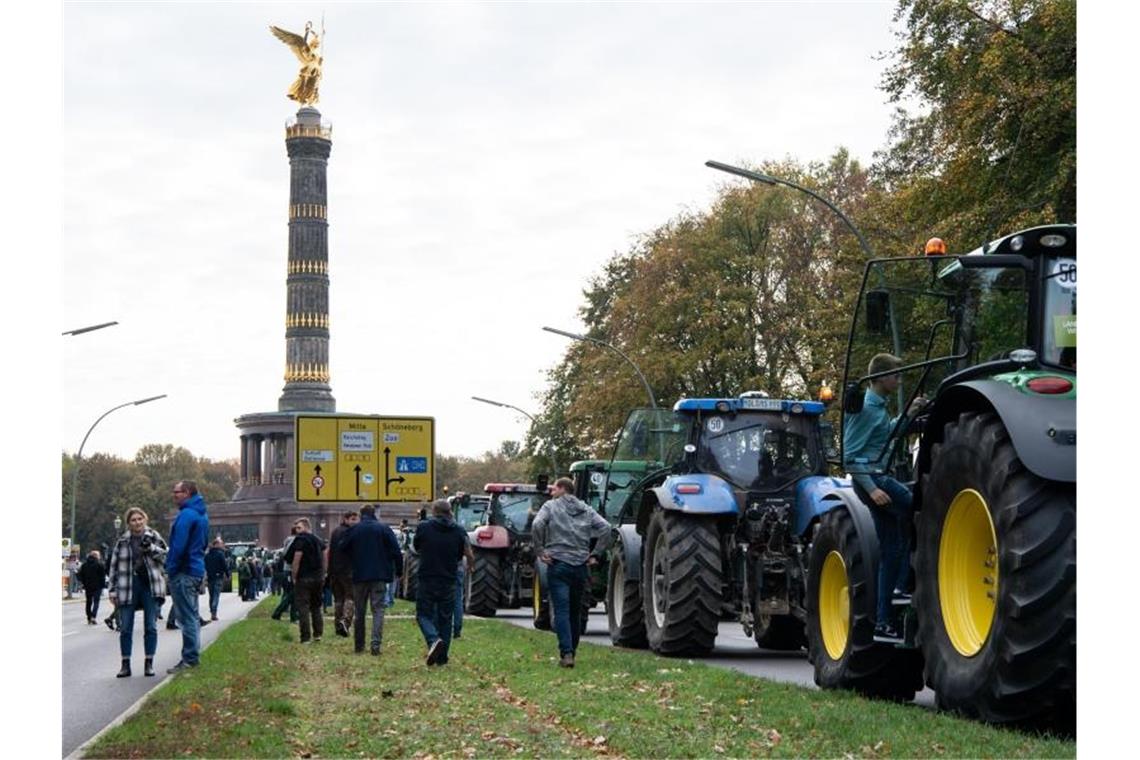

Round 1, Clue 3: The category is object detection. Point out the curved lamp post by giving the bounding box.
[62,321,119,336]
[542,326,657,408]
[471,396,559,475]
[704,160,875,260]
[68,394,168,561]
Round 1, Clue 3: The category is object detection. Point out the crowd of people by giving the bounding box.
[85,475,610,678]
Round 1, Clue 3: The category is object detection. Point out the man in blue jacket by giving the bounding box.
[165,480,210,672]
[341,504,403,656]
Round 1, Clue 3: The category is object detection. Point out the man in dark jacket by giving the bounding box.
[533,477,613,668]
[78,550,107,624]
[341,504,403,655]
[165,480,210,673]
[204,538,227,621]
[284,518,326,643]
[327,510,359,637]
[413,500,468,666]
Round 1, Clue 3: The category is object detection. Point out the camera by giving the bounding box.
[140,535,153,553]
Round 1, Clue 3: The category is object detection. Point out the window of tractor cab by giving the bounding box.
[611,408,688,467]
[456,501,488,531]
[1043,257,1076,369]
[697,413,821,491]
[493,493,546,533]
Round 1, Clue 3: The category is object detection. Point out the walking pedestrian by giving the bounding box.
[413,500,467,666]
[108,508,168,677]
[68,553,82,597]
[165,480,210,673]
[78,550,107,624]
[532,477,613,668]
[341,504,402,655]
[238,557,251,601]
[452,534,474,638]
[205,538,227,621]
[102,550,119,631]
[283,518,325,643]
[327,510,359,637]
[272,528,300,622]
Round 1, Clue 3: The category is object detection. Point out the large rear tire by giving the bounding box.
[916,411,1075,726]
[606,545,648,648]
[642,510,722,656]
[806,507,921,700]
[466,548,501,617]
[532,566,552,630]
[753,612,806,651]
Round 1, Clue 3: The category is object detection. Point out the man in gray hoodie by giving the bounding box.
[532,477,613,668]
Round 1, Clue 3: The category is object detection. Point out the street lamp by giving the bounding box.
[542,326,657,408]
[113,515,122,534]
[704,160,875,260]
[62,321,119,336]
[471,396,559,475]
[68,394,168,583]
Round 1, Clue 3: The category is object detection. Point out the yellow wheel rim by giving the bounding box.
[533,573,541,620]
[819,550,850,660]
[939,488,999,657]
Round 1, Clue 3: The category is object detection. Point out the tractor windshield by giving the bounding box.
[492,493,546,534]
[610,408,688,468]
[455,500,489,531]
[1043,256,1076,369]
[697,413,821,491]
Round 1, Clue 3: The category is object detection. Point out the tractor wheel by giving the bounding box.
[642,510,722,655]
[532,566,552,630]
[806,507,922,701]
[402,554,419,601]
[916,411,1075,726]
[753,612,806,651]
[606,545,648,648]
[465,547,501,617]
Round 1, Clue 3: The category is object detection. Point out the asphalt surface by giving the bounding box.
[61,589,259,757]
[496,607,936,707]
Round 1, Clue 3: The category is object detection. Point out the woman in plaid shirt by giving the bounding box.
[108,508,169,678]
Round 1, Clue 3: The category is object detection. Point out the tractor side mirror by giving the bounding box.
[536,473,549,491]
[865,290,891,334]
[843,382,865,414]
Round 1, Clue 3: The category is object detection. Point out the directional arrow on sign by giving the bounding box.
[354,465,362,498]
[384,447,406,496]
[313,465,323,496]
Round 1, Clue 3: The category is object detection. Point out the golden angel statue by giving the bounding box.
[269,22,323,106]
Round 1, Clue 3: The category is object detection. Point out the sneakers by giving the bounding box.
[104,616,116,631]
[559,653,575,668]
[371,645,380,656]
[199,618,211,627]
[166,661,198,674]
[335,620,349,637]
[874,622,901,639]
[453,630,462,639]
[426,639,444,666]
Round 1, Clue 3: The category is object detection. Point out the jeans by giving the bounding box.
[331,574,355,631]
[868,475,914,626]
[208,577,223,617]
[548,560,588,656]
[416,578,456,663]
[119,582,158,658]
[453,564,466,636]
[84,588,102,621]
[170,573,204,665]
[385,571,397,607]
[273,584,298,621]
[294,576,324,642]
[352,581,387,651]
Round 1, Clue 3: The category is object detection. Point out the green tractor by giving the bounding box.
[808,225,1075,726]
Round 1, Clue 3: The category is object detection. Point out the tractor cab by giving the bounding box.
[569,459,656,523]
[483,483,552,536]
[449,492,490,532]
[841,224,1076,486]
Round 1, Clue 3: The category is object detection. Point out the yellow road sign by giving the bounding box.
[295,415,435,502]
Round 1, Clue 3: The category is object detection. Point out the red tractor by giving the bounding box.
[465,481,552,617]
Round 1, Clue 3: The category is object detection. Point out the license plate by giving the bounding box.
[741,398,781,411]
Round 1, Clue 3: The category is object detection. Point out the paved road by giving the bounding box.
[496,608,935,707]
[62,589,260,757]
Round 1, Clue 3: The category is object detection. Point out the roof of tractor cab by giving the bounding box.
[483,483,554,495]
[673,396,825,415]
[568,459,657,472]
[961,224,1075,258]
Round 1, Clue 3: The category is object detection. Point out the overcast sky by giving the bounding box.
[63,1,901,463]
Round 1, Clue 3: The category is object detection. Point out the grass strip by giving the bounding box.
[85,598,1075,758]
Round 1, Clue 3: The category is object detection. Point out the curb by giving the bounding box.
[65,600,261,760]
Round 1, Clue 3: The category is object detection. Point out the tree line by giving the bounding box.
[520,0,1075,474]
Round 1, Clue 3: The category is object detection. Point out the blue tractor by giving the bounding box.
[604,393,861,655]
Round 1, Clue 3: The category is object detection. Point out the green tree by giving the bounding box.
[877,0,1076,246]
